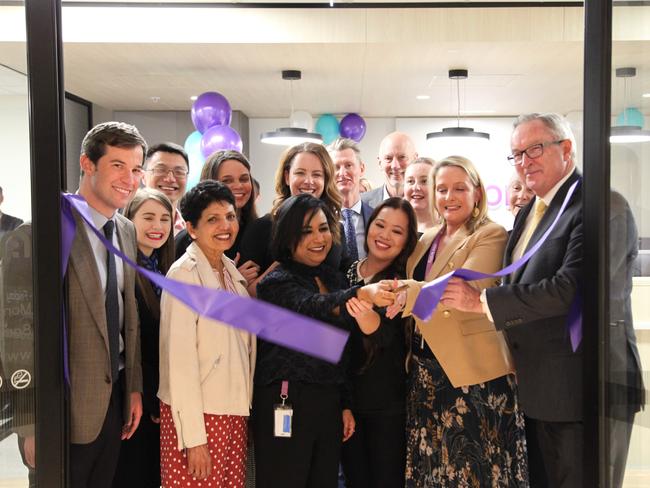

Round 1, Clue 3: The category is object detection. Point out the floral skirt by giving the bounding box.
[159,402,248,488]
[405,354,529,488]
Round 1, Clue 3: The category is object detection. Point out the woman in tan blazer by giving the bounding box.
[398,156,529,487]
[158,181,255,488]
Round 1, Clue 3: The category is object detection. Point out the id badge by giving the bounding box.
[274,404,293,438]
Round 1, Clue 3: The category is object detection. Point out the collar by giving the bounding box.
[382,185,392,201]
[344,199,362,214]
[86,204,115,230]
[538,168,576,207]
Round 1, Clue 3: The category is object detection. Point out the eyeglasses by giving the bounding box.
[146,166,189,178]
[507,140,566,166]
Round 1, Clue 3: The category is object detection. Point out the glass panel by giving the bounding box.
[609,3,650,487]
[0,4,36,485]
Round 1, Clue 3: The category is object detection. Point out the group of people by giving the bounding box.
[53,110,643,488]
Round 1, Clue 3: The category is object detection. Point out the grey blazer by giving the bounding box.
[360,186,385,210]
[66,209,142,444]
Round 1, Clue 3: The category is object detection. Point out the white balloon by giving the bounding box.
[290,110,314,131]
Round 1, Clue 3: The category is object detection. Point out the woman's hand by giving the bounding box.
[187,444,212,480]
[345,297,380,334]
[357,282,395,308]
[382,279,408,319]
[342,409,356,442]
[246,261,279,297]
[234,253,260,285]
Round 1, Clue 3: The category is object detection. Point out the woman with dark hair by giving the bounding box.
[252,194,394,488]
[158,180,255,488]
[175,150,260,285]
[341,197,418,488]
[113,188,175,488]
[239,142,347,295]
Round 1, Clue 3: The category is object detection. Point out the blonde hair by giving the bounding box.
[430,155,489,233]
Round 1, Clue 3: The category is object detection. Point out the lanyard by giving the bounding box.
[424,230,444,278]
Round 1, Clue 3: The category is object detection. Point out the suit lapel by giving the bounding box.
[360,201,373,226]
[69,210,107,338]
[427,226,470,280]
[115,214,135,285]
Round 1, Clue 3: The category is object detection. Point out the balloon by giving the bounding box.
[616,107,645,127]
[315,114,340,145]
[200,125,243,158]
[191,91,232,134]
[183,130,204,190]
[290,110,314,131]
[339,113,367,142]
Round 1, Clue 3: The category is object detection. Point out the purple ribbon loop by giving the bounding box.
[413,180,582,352]
[61,193,349,367]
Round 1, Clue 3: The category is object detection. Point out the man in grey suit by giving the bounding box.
[0,186,24,248]
[361,131,418,209]
[328,138,373,261]
[68,122,144,487]
[441,113,584,487]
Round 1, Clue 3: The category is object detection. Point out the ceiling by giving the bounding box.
[1,3,649,118]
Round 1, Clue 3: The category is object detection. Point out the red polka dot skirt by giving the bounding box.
[160,402,248,487]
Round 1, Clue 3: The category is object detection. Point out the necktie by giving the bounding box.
[519,199,548,252]
[342,208,359,262]
[103,220,120,383]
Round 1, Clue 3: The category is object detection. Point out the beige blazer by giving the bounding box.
[67,210,142,444]
[403,221,513,388]
[158,242,256,450]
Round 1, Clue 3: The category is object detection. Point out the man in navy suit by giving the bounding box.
[441,113,584,487]
[328,138,373,261]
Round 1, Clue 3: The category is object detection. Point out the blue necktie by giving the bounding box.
[342,208,359,262]
[103,220,120,383]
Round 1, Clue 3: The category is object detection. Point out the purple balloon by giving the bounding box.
[200,125,243,157]
[339,113,367,142]
[191,91,232,134]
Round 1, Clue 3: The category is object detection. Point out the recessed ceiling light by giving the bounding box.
[643,93,650,98]
[416,95,430,100]
[190,95,198,101]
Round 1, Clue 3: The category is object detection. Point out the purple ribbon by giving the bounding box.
[413,179,582,352]
[61,193,349,371]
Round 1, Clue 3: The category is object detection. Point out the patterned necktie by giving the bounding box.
[103,220,120,383]
[519,199,548,252]
[342,208,359,262]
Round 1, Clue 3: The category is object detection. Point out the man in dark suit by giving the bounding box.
[68,122,144,487]
[441,113,583,487]
[361,131,418,209]
[0,186,24,246]
[328,138,373,261]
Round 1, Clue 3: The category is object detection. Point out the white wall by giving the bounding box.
[0,95,31,221]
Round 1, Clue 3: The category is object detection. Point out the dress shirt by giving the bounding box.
[341,199,367,260]
[481,168,576,322]
[83,205,126,367]
[382,185,392,201]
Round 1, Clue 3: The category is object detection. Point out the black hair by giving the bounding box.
[179,180,236,227]
[271,193,338,264]
[145,142,190,169]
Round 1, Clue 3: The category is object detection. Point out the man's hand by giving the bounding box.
[342,409,356,442]
[440,277,483,314]
[187,444,212,480]
[121,392,143,440]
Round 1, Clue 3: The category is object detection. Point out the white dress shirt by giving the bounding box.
[342,199,367,260]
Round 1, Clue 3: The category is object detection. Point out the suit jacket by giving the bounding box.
[157,242,256,450]
[67,209,142,444]
[0,213,23,233]
[402,221,513,387]
[360,186,385,209]
[360,200,374,226]
[486,171,583,422]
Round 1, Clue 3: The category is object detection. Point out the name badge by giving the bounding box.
[274,404,293,438]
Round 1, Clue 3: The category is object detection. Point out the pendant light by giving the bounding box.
[610,67,650,144]
[427,69,490,142]
[261,70,323,146]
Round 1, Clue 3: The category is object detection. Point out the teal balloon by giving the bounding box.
[315,114,340,144]
[616,108,645,128]
[184,130,204,190]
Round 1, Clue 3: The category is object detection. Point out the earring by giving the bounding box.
[472,206,480,218]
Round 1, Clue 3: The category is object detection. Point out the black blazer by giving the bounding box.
[486,171,583,422]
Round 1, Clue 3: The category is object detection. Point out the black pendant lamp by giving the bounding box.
[261,70,323,146]
[427,69,490,142]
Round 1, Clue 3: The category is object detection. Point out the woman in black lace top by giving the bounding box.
[253,194,393,488]
[341,197,418,488]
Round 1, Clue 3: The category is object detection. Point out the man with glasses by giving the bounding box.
[143,142,190,235]
[441,113,583,487]
[69,122,145,488]
[361,131,418,209]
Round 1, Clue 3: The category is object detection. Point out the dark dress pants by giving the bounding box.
[525,416,583,488]
[341,411,405,488]
[252,383,343,488]
[70,374,124,488]
[112,411,161,488]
